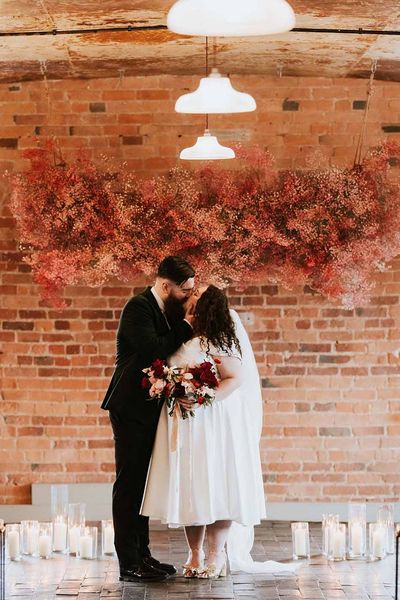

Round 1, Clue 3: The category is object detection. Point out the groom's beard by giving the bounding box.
[164,295,186,325]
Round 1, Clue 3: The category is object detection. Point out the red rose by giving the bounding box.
[199,361,212,370]
[200,371,218,387]
[141,376,151,389]
[151,358,166,378]
[197,396,205,405]
[189,366,201,379]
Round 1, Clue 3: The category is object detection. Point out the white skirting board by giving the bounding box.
[0,484,398,523]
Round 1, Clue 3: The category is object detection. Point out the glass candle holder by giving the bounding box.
[21,520,39,556]
[51,484,68,553]
[6,524,21,561]
[328,523,347,561]
[52,515,68,553]
[348,519,366,559]
[38,523,53,559]
[369,523,387,560]
[348,502,366,522]
[291,522,310,559]
[101,520,115,555]
[386,522,395,555]
[51,484,68,519]
[68,503,86,555]
[322,514,339,557]
[347,503,366,559]
[378,503,395,555]
[77,526,97,560]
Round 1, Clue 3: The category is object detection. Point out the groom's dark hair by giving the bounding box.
[157,256,195,285]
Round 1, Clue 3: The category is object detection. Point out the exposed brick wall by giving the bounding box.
[0,74,399,504]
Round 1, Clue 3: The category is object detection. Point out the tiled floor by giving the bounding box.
[3,522,397,600]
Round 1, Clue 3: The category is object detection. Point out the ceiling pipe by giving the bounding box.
[0,25,399,37]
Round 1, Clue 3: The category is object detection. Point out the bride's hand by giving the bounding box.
[184,294,197,324]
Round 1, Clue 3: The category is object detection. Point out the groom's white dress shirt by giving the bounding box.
[151,286,170,328]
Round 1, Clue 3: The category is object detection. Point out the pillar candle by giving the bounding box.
[373,527,385,558]
[39,534,52,558]
[79,535,93,559]
[53,518,67,551]
[26,527,39,555]
[68,526,80,554]
[294,528,307,556]
[350,522,362,555]
[333,528,345,559]
[103,525,114,554]
[8,530,20,559]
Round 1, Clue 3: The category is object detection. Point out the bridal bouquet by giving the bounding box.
[142,358,220,419]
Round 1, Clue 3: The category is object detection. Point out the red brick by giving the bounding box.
[17,427,44,436]
[0,74,400,505]
[88,439,113,448]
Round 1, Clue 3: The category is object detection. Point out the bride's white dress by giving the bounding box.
[141,310,300,574]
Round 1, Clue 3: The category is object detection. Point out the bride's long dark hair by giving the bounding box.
[193,285,241,356]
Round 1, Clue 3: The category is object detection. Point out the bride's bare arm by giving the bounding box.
[214,355,243,402]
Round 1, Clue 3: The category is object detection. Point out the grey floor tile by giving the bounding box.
[3,522,397,600]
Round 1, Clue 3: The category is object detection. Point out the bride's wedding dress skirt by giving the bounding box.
[141,386,267,527]
[141,332,300,575]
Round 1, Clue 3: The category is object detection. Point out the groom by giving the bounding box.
[101,256,195,582]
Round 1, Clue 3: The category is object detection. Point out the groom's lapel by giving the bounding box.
[142,287,170,332]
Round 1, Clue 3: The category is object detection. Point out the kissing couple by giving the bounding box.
[102,256,299,582]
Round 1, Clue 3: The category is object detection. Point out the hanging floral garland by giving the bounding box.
[9,139,400,309]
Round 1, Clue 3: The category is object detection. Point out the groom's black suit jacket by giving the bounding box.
[101,287,193,422]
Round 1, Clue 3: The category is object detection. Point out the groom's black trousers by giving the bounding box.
[110,410,159,568]
[103,288,193,568]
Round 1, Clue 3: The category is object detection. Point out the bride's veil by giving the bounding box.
[226,310,300,574]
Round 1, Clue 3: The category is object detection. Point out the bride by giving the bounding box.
[141,285,299,578]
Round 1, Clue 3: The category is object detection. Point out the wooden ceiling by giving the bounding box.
[0,1,399,83]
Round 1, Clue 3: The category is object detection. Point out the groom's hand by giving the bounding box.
[184,311,194,326]
[184,295,196,325]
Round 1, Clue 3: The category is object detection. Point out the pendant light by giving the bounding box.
[178,38,235,160]
[180,129,235,160]
[167,0,295,37]
[176,68,256,114]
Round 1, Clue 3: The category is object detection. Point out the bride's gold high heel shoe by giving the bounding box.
[198,552,228,579]
[182,565,200,578]
[182,549,205,578]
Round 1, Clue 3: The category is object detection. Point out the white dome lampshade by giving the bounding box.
[167,0,296,37]
[180,130,235,160]
[175,68,256,114]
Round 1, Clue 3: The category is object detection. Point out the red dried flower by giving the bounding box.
[9,139,400,309]
[141,376,151,389]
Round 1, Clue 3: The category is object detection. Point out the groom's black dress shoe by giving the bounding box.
[142,555,177,576]
[119,564,167,582]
